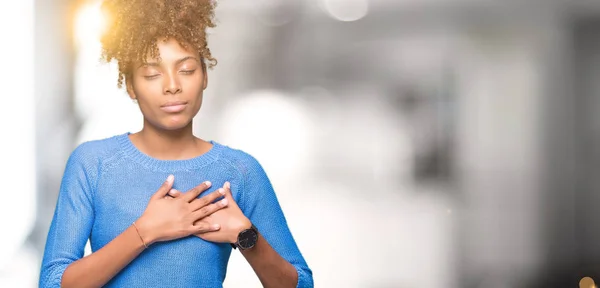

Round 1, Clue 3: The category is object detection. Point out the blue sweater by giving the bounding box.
[39,133,313,287]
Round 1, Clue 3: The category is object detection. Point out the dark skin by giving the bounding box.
[171,182,299,287]
[63,38,298,288]
[61,178,228,288]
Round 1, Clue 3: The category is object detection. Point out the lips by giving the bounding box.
[160,101,188,113]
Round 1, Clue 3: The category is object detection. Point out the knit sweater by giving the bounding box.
[39,133,313,287]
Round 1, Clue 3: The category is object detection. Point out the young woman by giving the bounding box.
[38,0,313,287]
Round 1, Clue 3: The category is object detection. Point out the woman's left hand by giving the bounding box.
[169,181,251,244]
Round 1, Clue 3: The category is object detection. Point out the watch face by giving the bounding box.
[238,228,258,250]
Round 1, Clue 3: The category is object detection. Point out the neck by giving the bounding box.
[130,120,209,160]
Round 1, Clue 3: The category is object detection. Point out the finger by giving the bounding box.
[189,188,227,212]
[167,189,181,198]
[221,182,240,208]
[190,221,220,234]
[182,181,212,202]
[222,182,234,201]
[151,175,174,201]
[190,200,227,223]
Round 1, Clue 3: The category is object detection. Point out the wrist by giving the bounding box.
[134,217,157,246]
[230,217,252,244]
[230,220,259,251]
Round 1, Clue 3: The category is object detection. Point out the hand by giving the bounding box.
[170,181,251,244]
[135,175,229,246]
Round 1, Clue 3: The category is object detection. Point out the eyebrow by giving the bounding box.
[175,56,199,65]
[141,56,199,68]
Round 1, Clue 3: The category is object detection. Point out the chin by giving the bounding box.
[165,120,193,130]
[150,116,193,131]
[161,123,190,131]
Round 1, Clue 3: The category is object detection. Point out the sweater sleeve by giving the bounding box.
[39,143,98,288]
[238,155,314,288]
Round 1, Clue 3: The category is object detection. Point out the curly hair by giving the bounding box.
[100,0,217,88]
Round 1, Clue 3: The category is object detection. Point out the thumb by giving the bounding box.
[151,175,174,200]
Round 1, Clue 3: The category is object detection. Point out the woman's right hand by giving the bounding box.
[134,175,229,246]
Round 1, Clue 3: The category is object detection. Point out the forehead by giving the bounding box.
[145,38,199,62]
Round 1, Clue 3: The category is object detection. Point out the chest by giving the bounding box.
[90,169,240,250]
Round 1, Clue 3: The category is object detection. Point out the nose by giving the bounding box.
[163,74,182,94]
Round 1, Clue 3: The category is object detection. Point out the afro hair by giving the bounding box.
[100,0,217,88]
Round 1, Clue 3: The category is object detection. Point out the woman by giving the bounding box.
[38,0,313,287]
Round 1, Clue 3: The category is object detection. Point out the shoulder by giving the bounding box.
[66,134,123,170]
[215,142,266,178]
[214,143,276,207]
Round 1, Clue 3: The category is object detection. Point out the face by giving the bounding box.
[126,38,208,131]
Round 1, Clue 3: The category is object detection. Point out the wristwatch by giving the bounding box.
[231,224,258,250]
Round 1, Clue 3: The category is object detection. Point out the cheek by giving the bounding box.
[186,95,203,117]
[182,74,205,93]
[133,79,162,100]
[182,78,205,104]
[133,87,163,117]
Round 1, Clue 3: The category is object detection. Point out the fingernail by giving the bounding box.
[220,198,228,206]
[218,188,225,195]
[169,189,177,195]
[205,181,212,187]
[213,224,220,230]
[225,182,230,189]
[167,175,174,183]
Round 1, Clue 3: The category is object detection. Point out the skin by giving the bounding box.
[62,38,298,288]
[61,178,227,288]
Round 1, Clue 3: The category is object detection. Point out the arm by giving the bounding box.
[39,146,154,288]
[237,157,313,288]
[239,233,302,288]
[59,225,148,288]
[39,145,97,287]
[39,147,222,288]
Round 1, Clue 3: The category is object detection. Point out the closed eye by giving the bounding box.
[180,69,196,75]
[143,74,160,80]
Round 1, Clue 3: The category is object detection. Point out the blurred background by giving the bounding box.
[3,0,600,287]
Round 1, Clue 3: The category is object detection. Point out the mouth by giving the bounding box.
[160,101,188,113]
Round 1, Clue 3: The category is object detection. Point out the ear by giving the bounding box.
[125,75,137,100]
[202,61,208,91]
